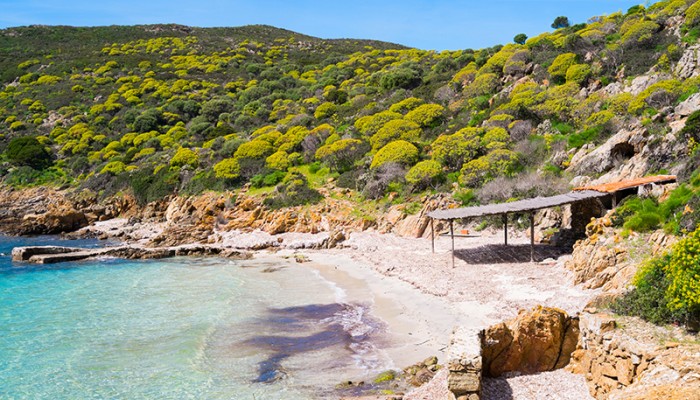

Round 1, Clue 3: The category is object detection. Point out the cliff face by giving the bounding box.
[0,186,456,246]
[0,187,138,235]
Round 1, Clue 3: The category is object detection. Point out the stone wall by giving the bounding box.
[446,327,482,400]
[567,312,700,399]
[447,356,482,400]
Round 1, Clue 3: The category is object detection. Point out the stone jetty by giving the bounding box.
[11,245,250,264]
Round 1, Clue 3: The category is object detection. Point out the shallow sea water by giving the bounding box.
[0,236,391,399]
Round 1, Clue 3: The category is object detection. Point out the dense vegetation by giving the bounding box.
[613,226,700,328]
[0,1,697,206]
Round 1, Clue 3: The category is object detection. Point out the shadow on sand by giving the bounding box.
[454,244,572,264]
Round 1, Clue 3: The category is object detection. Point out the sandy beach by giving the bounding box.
[283,229,597,399]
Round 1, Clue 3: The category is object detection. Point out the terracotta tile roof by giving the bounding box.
[572,175,677,194]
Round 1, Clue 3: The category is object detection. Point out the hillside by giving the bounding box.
[0,2,699,217]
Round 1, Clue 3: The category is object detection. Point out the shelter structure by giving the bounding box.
[427,175,677,265]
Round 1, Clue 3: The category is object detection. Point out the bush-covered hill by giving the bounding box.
[1,1,700,208]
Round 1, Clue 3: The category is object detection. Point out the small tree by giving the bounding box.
[513,33,528,45]
[315,138,368,172]
[5,136,52,170]
[551,16,570,29]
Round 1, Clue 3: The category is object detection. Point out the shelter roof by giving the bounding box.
[428,190,607,220]
[572,175,676,193]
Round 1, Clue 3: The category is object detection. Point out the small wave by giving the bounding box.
[320,303,390,371]
[310,269,349,303]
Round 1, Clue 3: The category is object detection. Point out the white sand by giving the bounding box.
[281,230,598,399]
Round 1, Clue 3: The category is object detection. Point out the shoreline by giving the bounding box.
[7,227,599,398]
[301,250,488,367]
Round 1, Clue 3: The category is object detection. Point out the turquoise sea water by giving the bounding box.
[0,237,390,399]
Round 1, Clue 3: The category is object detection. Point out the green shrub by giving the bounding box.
[614,197,661,232]
[129,167,179,205]
[613,228,700,328]
[263,172,323,209]
[404,104,445,128]
[565,64,591,85]
[213,158,240,179]
[370,119,421,151]
[568,125,603,149]
[406,160,444,190]
[453,189,476,206]
[5,136,52,170]
[370,140,419,169]
[251,170,287,188]
[624,211,663,232]
[181,170,229,195]
[170,147,199,168]
[315,138,368,171]
[614,184,700,234]
[548,53,578,83]
[379,68,422,90]
[2,166,69,187]
[612,255,683,325]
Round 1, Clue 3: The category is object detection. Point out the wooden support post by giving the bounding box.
[430,218,435,254]
[450,219,455,268]
[503,213,508,246]
[530,212,535,263]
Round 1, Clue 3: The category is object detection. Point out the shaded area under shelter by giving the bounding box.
[427,175,677,265]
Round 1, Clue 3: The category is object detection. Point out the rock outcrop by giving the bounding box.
[674,44,700,79]
[568,125,648,177]
[0,187,136,236]
[480,306,579,377]
[566,215,677,292]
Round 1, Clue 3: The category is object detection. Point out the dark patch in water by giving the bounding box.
[253,354,289,383]
[243,303,383,383]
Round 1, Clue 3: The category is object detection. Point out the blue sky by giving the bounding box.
[0,0,652,50]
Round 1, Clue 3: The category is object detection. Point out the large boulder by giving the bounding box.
[480,306,579,377]
[21,207,88,235]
